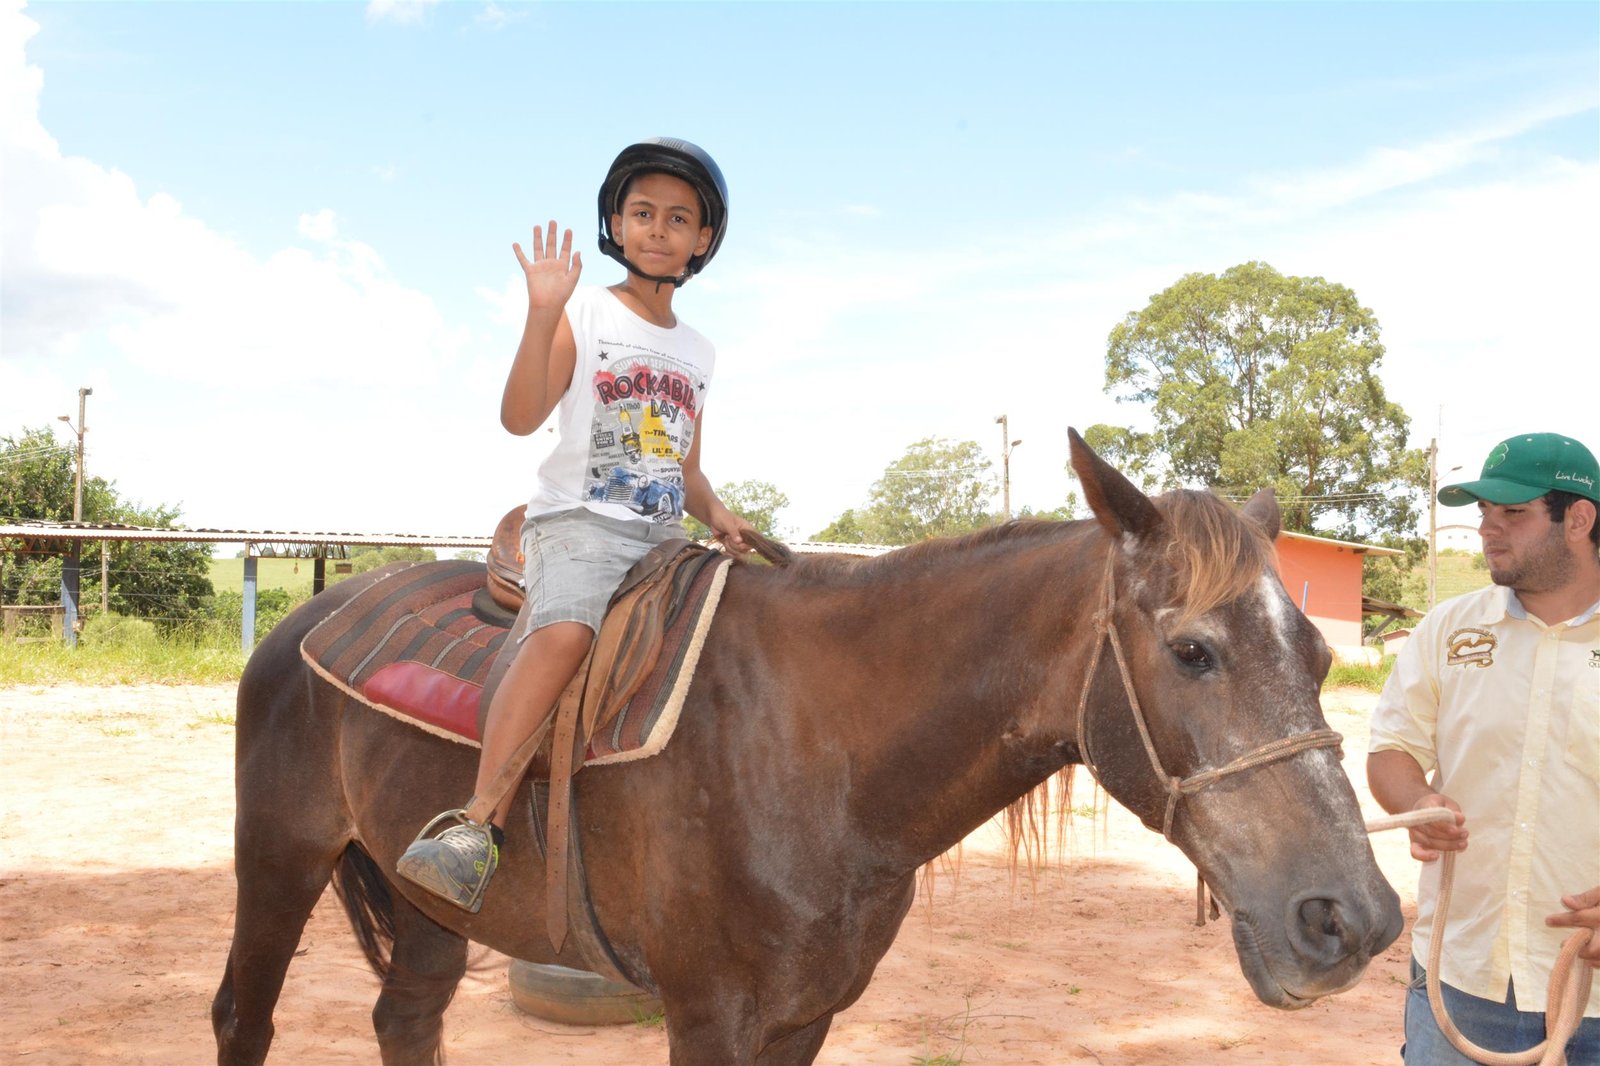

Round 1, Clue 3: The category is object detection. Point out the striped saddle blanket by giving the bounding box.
[300,552,730,765]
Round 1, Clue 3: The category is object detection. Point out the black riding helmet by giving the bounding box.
[597,137,728,288]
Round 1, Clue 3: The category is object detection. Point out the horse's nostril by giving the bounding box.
[1292,896,1359,964]
[1300,898,1342,938]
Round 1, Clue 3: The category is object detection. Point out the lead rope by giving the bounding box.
[1365,808,1594,1066]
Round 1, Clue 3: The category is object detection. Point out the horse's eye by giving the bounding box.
[1169,640,1213,671]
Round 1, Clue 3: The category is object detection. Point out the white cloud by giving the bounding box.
[1,2,491,534]
[297,208,340,243]
[478,274,528,327]
[365,0,439,27]
[1108,89,1596,235]
[0,1,49,156]
[693,90,1598,537]
[473,3,527,31]
[1,9,467,389]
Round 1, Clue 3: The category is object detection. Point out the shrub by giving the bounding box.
[1324,657,1395,692]
[79,613,161,650]
[205,588,302,644]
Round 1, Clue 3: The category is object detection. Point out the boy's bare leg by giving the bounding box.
[396,619,592,909]
[474,619,594,824]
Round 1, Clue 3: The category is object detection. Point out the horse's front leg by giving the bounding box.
[661,992,836,1066]
[661,985,762,1066]
[755,1014,835,1066]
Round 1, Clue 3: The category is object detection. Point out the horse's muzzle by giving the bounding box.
[1230,879,1403,1008]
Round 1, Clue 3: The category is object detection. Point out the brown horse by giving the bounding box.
[212,431,1402,1065]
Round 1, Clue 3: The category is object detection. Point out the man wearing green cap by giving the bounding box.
[1367,432,1599,1063]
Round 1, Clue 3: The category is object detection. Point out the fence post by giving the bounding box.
[242,553,258,654]
[60,545,81,648]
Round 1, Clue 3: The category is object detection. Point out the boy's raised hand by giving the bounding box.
[512,221,582,311]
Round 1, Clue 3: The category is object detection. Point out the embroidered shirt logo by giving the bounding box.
[1590,650,1600,670]
[1446,627,1497,669]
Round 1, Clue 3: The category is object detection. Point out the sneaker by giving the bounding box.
[396,823,498,912]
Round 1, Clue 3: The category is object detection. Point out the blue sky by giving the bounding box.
[3,1,1596,544]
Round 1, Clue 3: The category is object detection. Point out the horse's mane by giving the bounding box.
[746,492,1276,887]
[747,492,1272,625]
[740,518,1080,586]
[1153,489,1277,627]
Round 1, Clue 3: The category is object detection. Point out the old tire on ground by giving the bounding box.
[507,960,663,1026]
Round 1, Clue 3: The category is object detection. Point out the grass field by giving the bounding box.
[207,557,322,597]
[1432,549,1491,602]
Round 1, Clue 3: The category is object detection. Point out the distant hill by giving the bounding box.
[208,558,316,597]
[1432,550,1491,603]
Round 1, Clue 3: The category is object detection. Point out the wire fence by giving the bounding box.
[1,562,326,637]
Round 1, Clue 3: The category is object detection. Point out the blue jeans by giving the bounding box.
[1404,958,1599,1065]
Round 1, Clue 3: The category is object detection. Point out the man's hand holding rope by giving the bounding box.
[1547,886,1600,966]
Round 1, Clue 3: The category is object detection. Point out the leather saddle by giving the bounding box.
[486,505,529,613]
[474,505,723,749]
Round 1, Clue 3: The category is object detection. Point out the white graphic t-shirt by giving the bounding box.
[525,286,714,525]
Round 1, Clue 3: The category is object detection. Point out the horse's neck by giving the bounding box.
[786,536,1104,871]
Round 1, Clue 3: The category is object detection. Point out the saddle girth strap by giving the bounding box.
[528,783,636,986]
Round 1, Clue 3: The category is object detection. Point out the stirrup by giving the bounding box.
[404,806,496,914]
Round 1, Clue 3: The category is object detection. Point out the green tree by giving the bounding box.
[1,425,215,626]
[347,546,437,575]
[811,509,869,543]
[683,480,791,541]
[0,426,116,523]
[865,438,997,544]
[2,426,108,609]
[1017,500,1080,522]
[1085,262,1426,541]
[1361,534,1427,635]
[813,438,998,546]
[205,587,298,643]
[100,501,215,625]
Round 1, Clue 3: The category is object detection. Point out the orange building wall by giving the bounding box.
[1272,536,1368,651]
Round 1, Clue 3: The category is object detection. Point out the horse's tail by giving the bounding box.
[331,843,396,981]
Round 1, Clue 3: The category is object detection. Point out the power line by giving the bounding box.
[876,469,993,479]
[0,445,72,465]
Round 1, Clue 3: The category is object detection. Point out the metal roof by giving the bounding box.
[2,523,1381,558]
[1277,529,1404,557]
[0,520,490,551]
[0,522,893,557]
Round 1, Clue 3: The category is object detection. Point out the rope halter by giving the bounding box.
[1074,551,1344,841]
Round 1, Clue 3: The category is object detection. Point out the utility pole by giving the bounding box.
[1427,438,1438,610]
[58,387,91,522]
[994,415,1023,521]
[56,387,91,646]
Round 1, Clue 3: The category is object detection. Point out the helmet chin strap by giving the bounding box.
[599,237,692,291]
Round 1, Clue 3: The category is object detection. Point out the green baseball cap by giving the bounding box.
[1438,432,1599,507]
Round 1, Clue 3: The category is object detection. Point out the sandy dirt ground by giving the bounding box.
[0,683,1426,1065]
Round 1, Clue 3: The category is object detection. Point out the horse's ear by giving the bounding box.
[1068,427,1164,541]
[1240,489,1281,541]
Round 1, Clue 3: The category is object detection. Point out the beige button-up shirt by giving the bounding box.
[1370,583,1599,1016]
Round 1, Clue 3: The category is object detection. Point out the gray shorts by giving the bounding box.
[517,507,686,638]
